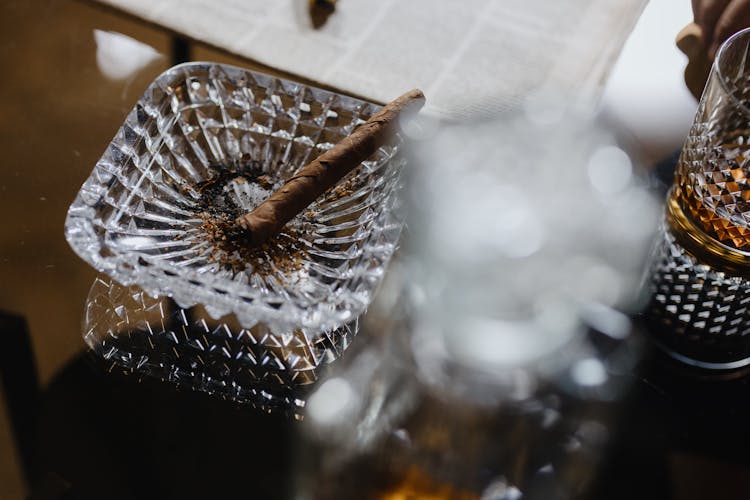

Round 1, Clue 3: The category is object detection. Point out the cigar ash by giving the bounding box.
[193,157,370,287]
[194,161,311,276]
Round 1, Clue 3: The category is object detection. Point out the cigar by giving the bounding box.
[235,88,425,247]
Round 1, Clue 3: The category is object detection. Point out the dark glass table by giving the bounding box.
[3,1,750,499]
[6,327,750,500]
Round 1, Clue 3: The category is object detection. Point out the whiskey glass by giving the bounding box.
[647,27,750,369]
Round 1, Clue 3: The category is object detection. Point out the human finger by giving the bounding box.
[693,0,731,48]
[709,0,750,59]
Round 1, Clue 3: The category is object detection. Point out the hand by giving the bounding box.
[692,0,750,59]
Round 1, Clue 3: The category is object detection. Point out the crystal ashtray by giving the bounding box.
[65,62,405,333]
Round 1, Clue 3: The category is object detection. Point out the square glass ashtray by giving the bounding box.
[65,62,405,334]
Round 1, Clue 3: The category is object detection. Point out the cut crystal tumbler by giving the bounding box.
[647,28,750,369]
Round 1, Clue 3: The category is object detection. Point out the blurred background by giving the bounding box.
[0,0,697,498]
[600,0,695,166]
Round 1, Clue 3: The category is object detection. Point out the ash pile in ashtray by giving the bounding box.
[193,160,309,276]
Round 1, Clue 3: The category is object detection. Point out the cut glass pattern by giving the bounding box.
[649,29,750,367]
[675,33,750,249]
[65,62,406,332]
[84,277,356,415]
[646,226,750,368]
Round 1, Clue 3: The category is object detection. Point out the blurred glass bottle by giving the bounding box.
[296,103,659,499]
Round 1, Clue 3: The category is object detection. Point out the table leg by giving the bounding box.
[0,311,40,488]
[171,35,191,65]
